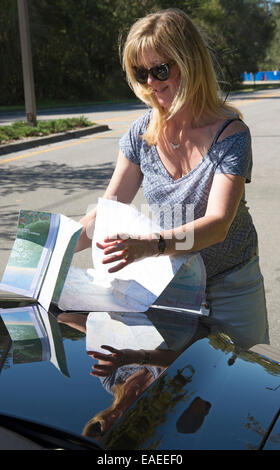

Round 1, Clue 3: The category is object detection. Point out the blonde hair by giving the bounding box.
[82,384,125,439]
[120,8,242,145]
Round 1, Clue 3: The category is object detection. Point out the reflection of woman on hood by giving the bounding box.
[82,364,160,440]
[100,363,162,395]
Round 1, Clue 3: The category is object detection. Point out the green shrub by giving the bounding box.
[0,116,92,144]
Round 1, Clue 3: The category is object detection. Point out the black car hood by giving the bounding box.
[101,333,280,450]
[0,304,279,450]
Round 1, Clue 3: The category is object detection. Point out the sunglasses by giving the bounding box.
[133,63,171,84]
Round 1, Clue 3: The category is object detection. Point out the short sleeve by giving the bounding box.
[119,111,151,165]
[215,130,252,183]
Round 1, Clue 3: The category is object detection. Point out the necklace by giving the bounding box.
[164,124,183,150]
[170,142,180,150]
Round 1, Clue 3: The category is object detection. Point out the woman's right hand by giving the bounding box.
[87,345,135,377]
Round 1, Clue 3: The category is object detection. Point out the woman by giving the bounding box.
[76,8,268,347]
[82,366,157,439]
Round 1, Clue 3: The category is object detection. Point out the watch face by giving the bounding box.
[158,236,166,254]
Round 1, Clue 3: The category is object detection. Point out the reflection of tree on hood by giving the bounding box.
[101,365,195,450]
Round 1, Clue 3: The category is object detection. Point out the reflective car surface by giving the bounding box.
[0,301,280,451]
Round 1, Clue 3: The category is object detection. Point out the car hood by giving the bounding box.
[0,303,279,450]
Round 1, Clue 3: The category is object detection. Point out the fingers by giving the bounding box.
[96,239,123,252]
[88,349,120,377]
[93,363,114,371]
[90,364,113,377]
[100,345,118,353]
[96,238,129,267]
[96,233,142,272]
[107,260,129,273]
[90,369,111,377]
[104,244,126,256]
[102,251,128,265]
[96,233,130,250]
[87,345,120,362]
[104,233,131,242]
[98,240,130,258]
[87,351,112,361]
[87,347,134,377]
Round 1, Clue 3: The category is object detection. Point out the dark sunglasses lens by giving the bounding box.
[134,64,170,84]
[134,68,148,84]
[152,64,169,81]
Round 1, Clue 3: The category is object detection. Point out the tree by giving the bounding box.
[192,0,275,85]
[259,1,280,69]
[0,0,277,105]
[0,0,22,104]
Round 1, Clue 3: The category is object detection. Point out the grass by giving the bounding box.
[231,82,280,93]
[0,98,139,114]
[0,116,93,145]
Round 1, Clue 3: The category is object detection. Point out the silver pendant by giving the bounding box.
[170,142,180,150]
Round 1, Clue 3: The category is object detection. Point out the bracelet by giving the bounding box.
[139,350,151,365]
[154,233,166,256]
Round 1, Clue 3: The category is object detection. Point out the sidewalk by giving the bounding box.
[0,122,109,156]
[0,101,146,156]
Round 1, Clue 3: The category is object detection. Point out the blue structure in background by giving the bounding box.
[243,70,280,81]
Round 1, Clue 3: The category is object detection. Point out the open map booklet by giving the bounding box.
[0,198,209,315]
[0,304,69,376]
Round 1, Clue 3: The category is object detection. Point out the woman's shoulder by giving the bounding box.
[212,118,252,182]
[119,108,151,148]
[215,118,250,144]
[119,109,152,163]
[129,108,152,134]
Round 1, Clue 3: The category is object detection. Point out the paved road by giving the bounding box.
[0,88,279,347]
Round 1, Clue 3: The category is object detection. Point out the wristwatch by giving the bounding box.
[139,350,151,365]
[156,233,166,256]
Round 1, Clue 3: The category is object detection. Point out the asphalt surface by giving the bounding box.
[0,88,279,348]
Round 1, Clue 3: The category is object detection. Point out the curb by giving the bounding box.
[0,124,110,156]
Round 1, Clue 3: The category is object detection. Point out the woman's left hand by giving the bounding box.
[96,233,158,273]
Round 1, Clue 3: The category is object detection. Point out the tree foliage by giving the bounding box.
[259,2,280,69]
[0,0,277,105]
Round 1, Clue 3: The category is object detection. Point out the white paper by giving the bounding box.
[85,309,200,354]
[86,311,165,353]
[91,198,187,297]
[59,198,206,313]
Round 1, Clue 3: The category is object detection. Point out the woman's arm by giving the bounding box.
[163,120,249,254]
[87,345,179,376]
[164,172,245,254]
[99,172,245,272]
[75,150,143,252]
[100,120,249,271]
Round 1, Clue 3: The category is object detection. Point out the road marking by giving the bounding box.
[229,90,280,107]
[93,112,143,124]
[0,126,130,165]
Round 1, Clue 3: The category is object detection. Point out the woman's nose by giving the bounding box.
[147,73,157,86]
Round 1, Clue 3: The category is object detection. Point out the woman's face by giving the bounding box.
[139,49,181,110]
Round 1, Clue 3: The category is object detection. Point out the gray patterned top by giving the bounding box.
[119,111,257,280]
[101,364,162,395]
